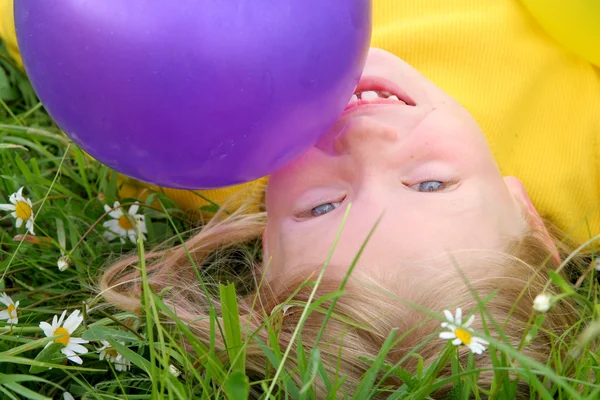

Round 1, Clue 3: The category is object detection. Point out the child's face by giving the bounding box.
[264,48,527,279]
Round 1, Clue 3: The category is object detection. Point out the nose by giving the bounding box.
[333,117,398,156]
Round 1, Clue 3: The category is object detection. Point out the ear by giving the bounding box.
[504,176,560,263]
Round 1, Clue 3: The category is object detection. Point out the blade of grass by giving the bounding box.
[219,282,246,374]
[264,203,352,399]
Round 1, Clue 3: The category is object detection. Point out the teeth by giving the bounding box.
[360,91,379,101]
[349,90,407,106]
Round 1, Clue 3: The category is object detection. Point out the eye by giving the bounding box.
[410,180,446,192]
[310,201,341,217]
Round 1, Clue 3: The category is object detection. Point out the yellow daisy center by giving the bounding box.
[7,304,15,318]
[106,348,119,358]
[54,327,70,346]
[118,215,134,230]
[15,201,32,221]
[455,328,472,345]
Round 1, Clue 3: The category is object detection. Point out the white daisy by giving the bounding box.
[97,340,131,371]
[533,293,553,313]
[102,201,147,244]
[439,308,488,355]
[39,310,89,364]
[169,364,181,377]
[0,293,19,324]
[0,187,35,235]
[57,255,71,272]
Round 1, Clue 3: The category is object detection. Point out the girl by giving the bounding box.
[101,48,581,397]
[2,0,597,395]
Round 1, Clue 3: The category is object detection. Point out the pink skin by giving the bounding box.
[263,48,544,280]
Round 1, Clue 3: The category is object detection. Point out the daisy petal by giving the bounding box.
[57,310,67,327]
[66,354,83,365]
[105,202,123,219]
[455,308,462,325]
[62,348,76,357]
[464,315,475,328]
[111,225,127,236]
[443,309,454,323]
[39,322,54,336]
[15,218,23,228]
[138,218,148,233]
[102,219,119,230]
[128,204,139,216]
[103,231,117,241]
[63,310,82,333]
[0,204,15,211]
[452,338,462,346]
[70,337,89,344]
[439,332,456,340]
[469,344,484,355]
[128,231,137,244]
[0,310,8,319]
[66,344,88,354]
[26,219,35,235]
[474,337,489,345]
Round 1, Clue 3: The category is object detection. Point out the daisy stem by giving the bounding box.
[95,309,146,342]
[0,325,42,333]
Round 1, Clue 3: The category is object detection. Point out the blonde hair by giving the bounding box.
[99,205,579,397]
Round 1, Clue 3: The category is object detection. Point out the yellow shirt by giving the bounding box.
[371,0,600,244]
[3,0,599,243]
[0,0,21,66]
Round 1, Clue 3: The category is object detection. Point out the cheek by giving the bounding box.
[267,149,319,192]
[265,167,299,212]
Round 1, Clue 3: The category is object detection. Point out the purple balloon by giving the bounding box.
[15,1,371,189]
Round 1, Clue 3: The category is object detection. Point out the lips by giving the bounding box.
[343,76,415,114]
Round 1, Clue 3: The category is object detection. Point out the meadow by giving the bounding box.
[0,41,599,400]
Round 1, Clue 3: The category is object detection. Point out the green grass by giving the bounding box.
[0,42,600,399]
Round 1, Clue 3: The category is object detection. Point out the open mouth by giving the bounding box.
[344,77,416,113]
